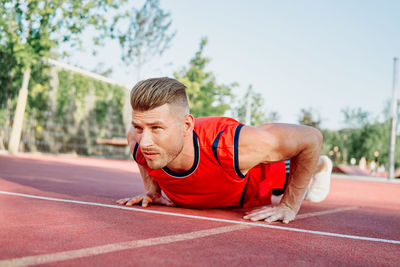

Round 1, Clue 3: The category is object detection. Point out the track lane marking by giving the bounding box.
[1,190,399,246]
[295,206,359,219]
[0,225,250,267]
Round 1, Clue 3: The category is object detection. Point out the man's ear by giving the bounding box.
[183,114,194,136]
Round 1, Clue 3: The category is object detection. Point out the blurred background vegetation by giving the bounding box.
[0,0,399,169]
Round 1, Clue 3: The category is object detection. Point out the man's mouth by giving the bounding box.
[143,152,159,160]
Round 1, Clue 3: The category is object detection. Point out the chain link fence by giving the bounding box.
[0,60,130,159]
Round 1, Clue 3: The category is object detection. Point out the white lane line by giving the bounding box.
[333,174,400,183]
[0,224,250,267]
[296,206,359,219]
[1,190,400,245]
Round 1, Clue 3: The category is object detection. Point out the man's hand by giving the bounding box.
[116,191,174,207]
[243,204,296,224]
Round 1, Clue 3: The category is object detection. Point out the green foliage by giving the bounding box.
[342,107,371,129]
[298,108,321,129]
[0,0,174,157]
[174,37,235,117]
[322,107,400,168]
[0,44,22,106]
[26,63,51,125]
[113,0,176,80]
[0,0,128,111]
[0,0,122,69]
[9,66,127,156]
[56,69,125,126]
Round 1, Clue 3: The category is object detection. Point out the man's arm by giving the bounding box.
[240,123,322,223]
[116,127,174,207]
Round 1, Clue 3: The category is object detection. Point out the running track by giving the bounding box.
[0,153,399,266]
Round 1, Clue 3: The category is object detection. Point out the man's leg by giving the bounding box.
[314,155,331,173]
[272,156,332,202]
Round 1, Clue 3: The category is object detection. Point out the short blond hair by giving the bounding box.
[130,77,189,113]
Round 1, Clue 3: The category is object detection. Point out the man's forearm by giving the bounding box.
[280,133,322,213]
[280,156,313,213]
[138,165,161,193]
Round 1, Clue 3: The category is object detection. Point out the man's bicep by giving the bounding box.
[257,124,306,161]
[238,124,302,170]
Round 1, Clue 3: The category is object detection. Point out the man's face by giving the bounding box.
[131,104,186,169]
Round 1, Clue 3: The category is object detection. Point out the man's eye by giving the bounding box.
[152,126,162,130]
[134,126,143,131]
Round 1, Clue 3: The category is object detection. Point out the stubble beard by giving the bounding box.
[146,143,184,170]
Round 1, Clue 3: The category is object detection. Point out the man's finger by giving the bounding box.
[142,195,152,207]
[116,198,129,205]
[247,213,273,221]
[165,200,175,207]
[244,209,276,220]
[265,214,281,223]
[243,212,266,220]
[155,196,175,206]
[245,206,274,215]
[116,198,126,204]
[126,196,143,206]
[282,213,295,224]
[246,209,274,217]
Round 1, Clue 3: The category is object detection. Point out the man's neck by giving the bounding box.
[166,131,195,173]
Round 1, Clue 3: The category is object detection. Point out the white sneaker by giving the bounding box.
[306,155,332,202]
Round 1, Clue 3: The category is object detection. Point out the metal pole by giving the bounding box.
[388,57,399,180]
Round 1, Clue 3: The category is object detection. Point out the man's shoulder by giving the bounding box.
[194,116,243,144]
[195,116,240,128]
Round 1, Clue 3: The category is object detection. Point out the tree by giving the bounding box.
[108,0,176,138]
[174,37,236,117]
[113,0,176,81]
[344,120,398,167]
[234,85,279,125]
[0,46,20,107]
[298,108,321,129]
[341,107,373,129]
[322,106,400,168]
[0,0,125,154]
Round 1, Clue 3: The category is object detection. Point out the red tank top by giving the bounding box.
[133,117,286,209]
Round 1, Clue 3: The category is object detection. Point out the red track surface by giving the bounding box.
[1,153,400,266]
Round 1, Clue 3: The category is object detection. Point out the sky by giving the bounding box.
[65,0,400,130]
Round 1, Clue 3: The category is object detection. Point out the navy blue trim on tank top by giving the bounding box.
[162,131,199,178]
[212,131,224,165]
[133,143,139,162]
[272,159,290,196]
[234,124,246,178]
[239,176,250,206]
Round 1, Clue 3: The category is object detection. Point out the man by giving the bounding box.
[117,77,332,224]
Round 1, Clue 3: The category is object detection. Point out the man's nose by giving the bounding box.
[139,130,154,147]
